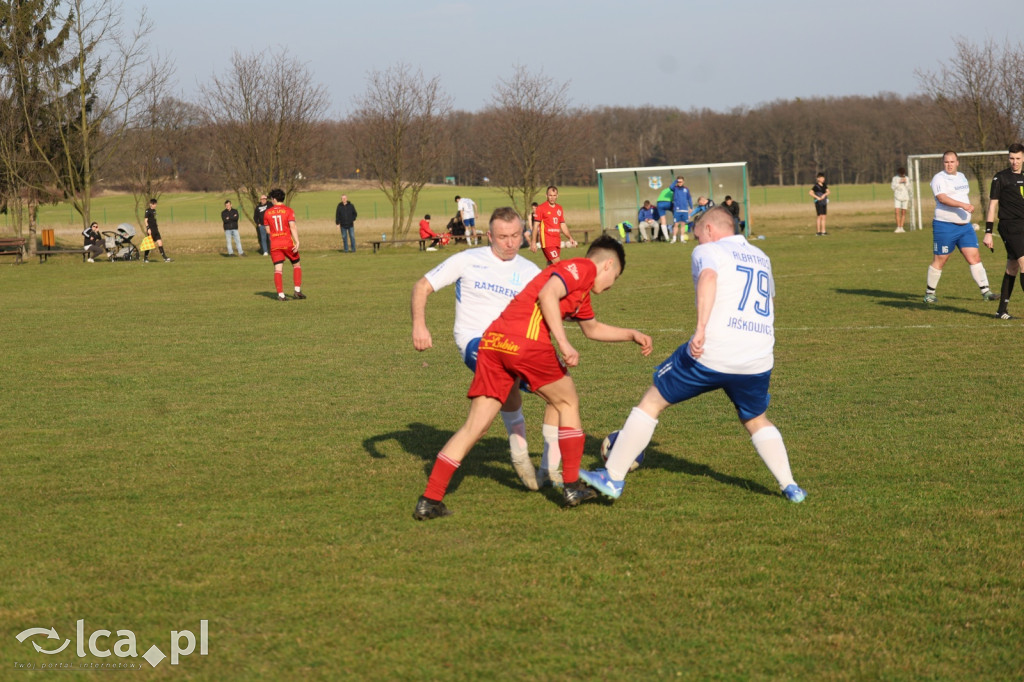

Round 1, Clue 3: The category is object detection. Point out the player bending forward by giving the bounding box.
[414,235,652,520]
[580,207,807,504]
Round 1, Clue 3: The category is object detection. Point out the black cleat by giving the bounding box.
[293,291,307,300]
[413,495,451,521]
[562,480,598,508]
[277,294,288,301]
[996,311,1014,320]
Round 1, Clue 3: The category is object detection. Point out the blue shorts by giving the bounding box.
[656,201,672,219]
[463,218,476,228]
[673,209,690,224]
[652,344,771,422]
[465,337,531,392]
[932,220,978,255]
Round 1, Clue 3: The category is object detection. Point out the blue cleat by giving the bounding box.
[578,468,625,500]
[782,484,806,503]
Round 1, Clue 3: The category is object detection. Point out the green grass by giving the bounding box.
[2,206,1022,680]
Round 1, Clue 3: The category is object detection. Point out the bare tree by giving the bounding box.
[200,48,329,225]
[349,63,452,238]
[11,0,171,238]
[479,66,579,218]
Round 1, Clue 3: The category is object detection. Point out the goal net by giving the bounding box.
[907,151,1005,232]
[597,162,750,236]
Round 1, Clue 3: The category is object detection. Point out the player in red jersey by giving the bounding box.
[530,186,578,264]
[264,188,306,301]
[413,235,653,520]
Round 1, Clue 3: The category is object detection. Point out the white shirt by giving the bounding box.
[457,197,477,221]
[424,247,541,355]
[891,175,910,201]
[930,170,971,224]
[688,235,775,374]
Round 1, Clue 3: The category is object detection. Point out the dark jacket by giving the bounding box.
[335,201,357,228]
[254,202,269,228]
[221,208,239,231]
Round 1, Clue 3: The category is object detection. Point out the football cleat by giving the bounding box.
[578,468,625,500]
[277,294,287,301]
[413,496,452,521]
[982,290,998,301]
[562,480,597,507]
[996,311,1015,320]
[293,291,307,300]
[923,293,938,303]
[537,467,563,489]
[509,452,538,491]
[163,257,172,262]
[782,484,807,503]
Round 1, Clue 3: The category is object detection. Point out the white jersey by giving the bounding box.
[930,170,971,224]
[424,246,541,356]
[457,197,477,221]
[688,235,775,374]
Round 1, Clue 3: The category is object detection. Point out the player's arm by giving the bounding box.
[688,268,718,359]
[559,221,577,248]
[577,319,652,356]
[410,277,436,351]
[289,220,299,251]
[537,276,578,367]
[983,197,999,250]
[934,192,974,214]
[529,220,539,252]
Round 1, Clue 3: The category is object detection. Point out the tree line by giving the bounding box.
[3,0,1022,244]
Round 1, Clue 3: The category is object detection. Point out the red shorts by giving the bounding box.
[540,230,561,263]
[468,331,567,400]
[271,246,299,264]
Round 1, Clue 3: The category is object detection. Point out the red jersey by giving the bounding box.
[488,258,596,343]
[535,201,564,249]
[264,204,296,250]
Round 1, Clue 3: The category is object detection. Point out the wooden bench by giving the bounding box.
[0,237,25,264]
[367,238,432,253]
[38,249,90,263]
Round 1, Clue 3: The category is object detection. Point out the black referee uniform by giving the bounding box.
[988,166,1024,316]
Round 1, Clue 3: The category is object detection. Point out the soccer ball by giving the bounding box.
[600,430,644,472]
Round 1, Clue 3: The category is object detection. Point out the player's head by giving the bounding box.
[268,188,286,204]
[815,173,825,182]
[586,235,625,293]
[424,214,431,220]
[675,176,685,185]
[1008,144,1024,173]
[149,198,157,207]
[488,207,524,261]
[896,167,907,176]
[224,200,231,207]
[341,194,348,203]
[723,195,733,204]
[693,206,738,244]
[454,195,461,201]
[942,151,959,174]
[260,193,268,204]
[546,186,558,204]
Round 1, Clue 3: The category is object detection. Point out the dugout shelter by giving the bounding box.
[597,162,750,237]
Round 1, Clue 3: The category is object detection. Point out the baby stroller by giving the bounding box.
[103,223,141,261]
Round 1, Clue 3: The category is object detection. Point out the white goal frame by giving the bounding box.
[907,151,1005,232]
[596,162,750,236]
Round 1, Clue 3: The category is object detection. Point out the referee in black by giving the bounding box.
[982,143,1024,319]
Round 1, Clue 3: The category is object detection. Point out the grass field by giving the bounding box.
[2,197,1022,680]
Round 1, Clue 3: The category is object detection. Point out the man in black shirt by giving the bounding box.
[143,198,172,263]
[982,143,1024,319]
[254,193,270,255]
[221,200,244,256]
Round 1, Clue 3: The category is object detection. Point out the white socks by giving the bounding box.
[606,407,658,481]
[500,408,528,459]
[750,425,796,490]
[540,423,560,472]
[969,262,990,290]
[926,266,942,290]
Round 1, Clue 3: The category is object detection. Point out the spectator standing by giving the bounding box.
[265,188,306,301]
[810,173,830,236]
[456,195,478,245]
[82,222,106,262]
[254,194,271,256]
[891,167,911,233]
[221,200,244,256]
[982,143,1024,319]
[637,200,657,242]
[923,151,996,304]
[670,176,693,243]
[143,198,171,263]
[335,194,358,253]
[579,207,807,505]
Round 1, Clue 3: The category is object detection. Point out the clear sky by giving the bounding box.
[133,0,1014,117]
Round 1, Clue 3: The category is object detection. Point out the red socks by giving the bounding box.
[293,264,302,289]
[559,427,585,484]
[274,271,283,295]
[423,453,460,501]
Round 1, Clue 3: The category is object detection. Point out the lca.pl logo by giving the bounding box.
[15,619,208,669]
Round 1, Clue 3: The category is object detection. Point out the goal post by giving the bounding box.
[597,162,750,237]
[907,150,1005,232]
